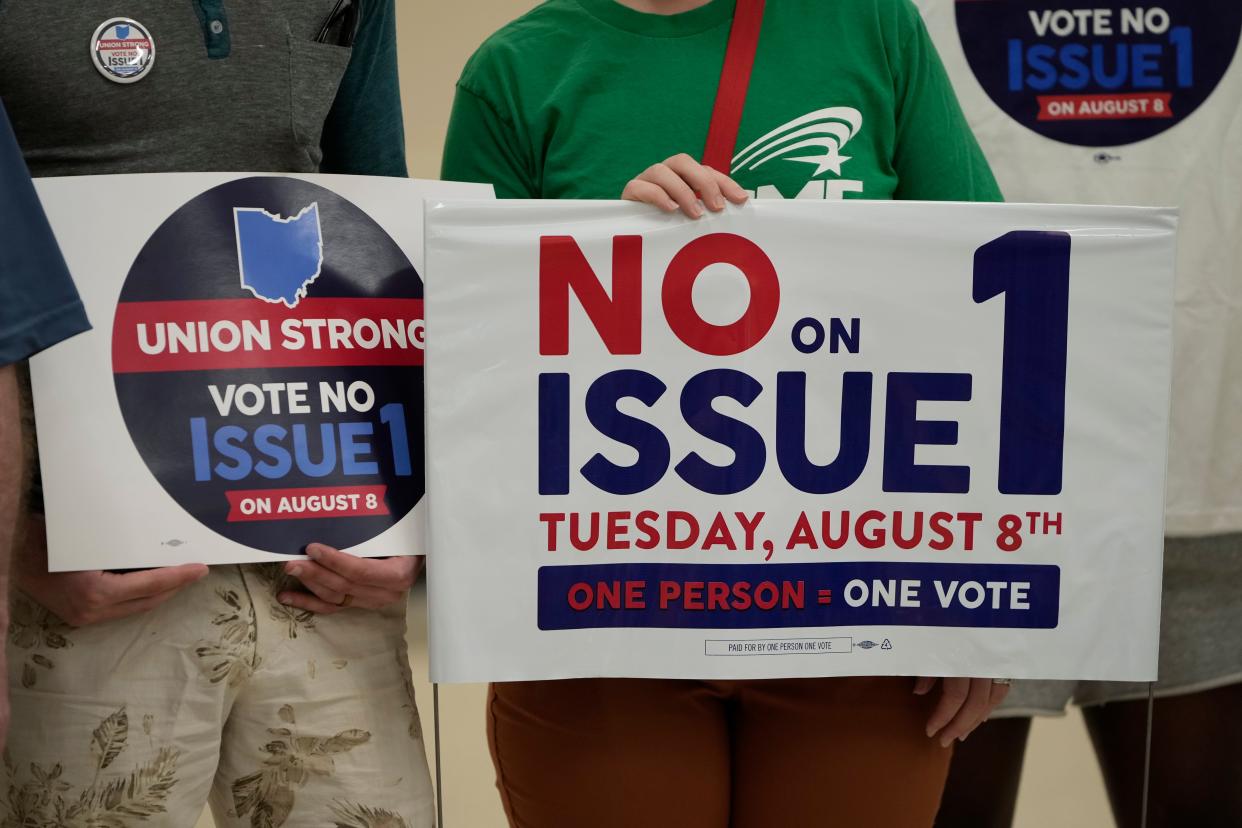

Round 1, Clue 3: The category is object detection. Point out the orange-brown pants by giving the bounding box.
[488,676,952,828]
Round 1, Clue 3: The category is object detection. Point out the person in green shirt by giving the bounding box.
[443,0,1000,204]
[443,1,1006,826]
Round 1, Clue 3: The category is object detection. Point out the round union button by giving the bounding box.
[90,18,156,85]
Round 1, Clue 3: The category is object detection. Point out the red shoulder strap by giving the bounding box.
[701,0,766,173]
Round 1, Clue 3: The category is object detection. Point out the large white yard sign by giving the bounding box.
[425,200,1176,683]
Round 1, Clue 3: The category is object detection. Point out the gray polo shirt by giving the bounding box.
[0,0,406,177]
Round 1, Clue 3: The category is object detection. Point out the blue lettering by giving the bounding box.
[883,373,972,494]
[973,231,1070,495]
[293,423,337,478]
[539,373,571,495]
[1170,27,1193,87]
[1025,44,1058,91]
[254,424,291,479]
[1131,44,1162,88]
[191,417,211,482]
[675,369,765,495]
[775,372,872,495]
[1008,39,1024,92]
[1092,42,1129,89]
[1009,39,1191,92]
[581,370,670,495]
[339,422,379,475]
[190,420,396,482]
[379,403,413,477]
[1058,43,1090,90]
[213,425,252,481]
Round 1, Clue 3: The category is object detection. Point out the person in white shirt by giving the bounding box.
[917,3,1242,826]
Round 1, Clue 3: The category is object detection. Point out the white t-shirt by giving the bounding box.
[918,0,1242,536]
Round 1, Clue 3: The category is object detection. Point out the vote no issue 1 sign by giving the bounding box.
[424,200,1177,683]
[30,173,490,570]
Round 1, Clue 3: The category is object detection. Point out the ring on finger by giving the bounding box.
[991,678,1012,686]
[338,593,354,608]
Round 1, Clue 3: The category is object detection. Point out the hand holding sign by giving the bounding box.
[916,676,1010,747]
[621,153,748,218]
[279,543,422,614]
[17,518,208,627]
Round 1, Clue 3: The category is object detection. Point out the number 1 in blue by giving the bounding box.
[974,231,1071,495]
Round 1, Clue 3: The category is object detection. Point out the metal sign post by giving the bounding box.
[434,683,445,828]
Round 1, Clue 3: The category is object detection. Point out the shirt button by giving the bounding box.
[209,20,224,34]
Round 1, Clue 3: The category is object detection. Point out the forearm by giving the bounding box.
[320,0,406,176]
[0,364,20,631]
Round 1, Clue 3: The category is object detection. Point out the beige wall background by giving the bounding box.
[196,2,1119,824]
[396,0,536,179]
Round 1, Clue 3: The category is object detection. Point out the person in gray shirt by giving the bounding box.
[0,3,434,826]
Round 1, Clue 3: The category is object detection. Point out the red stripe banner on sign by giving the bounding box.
[224,485,390,522]
[112,298,425,373]
[1036,93,1174,122]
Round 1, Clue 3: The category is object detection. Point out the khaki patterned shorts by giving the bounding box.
[4,564,435,827]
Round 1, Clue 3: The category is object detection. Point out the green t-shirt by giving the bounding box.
[442,0,1001,203]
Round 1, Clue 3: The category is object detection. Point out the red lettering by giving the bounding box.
[539,236,642,355]
[957,512,983,551]
[684,581,705,610]
[735,511,764,550]
[635,510,661,550]
[732,581,753,610]
[607,511,630,549]
[754,581,779,610]
[892,511,923,550]
[539,512,564,551]
[569,512,599,551]
[702,513,737,551]
[667,511,699,550]
[787,512,818,550]
[928,511,954,551]
[821,511,849,549]
[568,583,592,611]
[597,581,621,609]
[661,234,780,356]
[783,580,805,609]
[857,510,887,549]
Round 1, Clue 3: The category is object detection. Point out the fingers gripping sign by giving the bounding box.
[279,543,423,615]
[916,676,1011,747]
[16,516,210,628]
[622,153,749,218]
